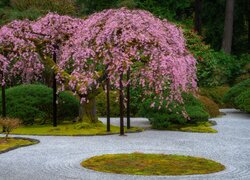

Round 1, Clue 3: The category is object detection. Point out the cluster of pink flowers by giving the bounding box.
[0,20,44,85]
[60,8,197,107]
[0,8,197,110]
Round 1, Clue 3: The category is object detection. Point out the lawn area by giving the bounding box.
[9,122,143,136]
[81,152,225,176]
[163,122,217,133]
[0,137,38,153]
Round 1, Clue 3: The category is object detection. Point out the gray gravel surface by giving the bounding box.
[0,109,250,180]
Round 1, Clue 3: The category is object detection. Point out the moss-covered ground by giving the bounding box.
[9,121,143,136]
[0,137,37,153]
[162,122,217,133]
[81,152,225,176]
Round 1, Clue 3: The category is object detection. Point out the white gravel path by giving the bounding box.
[0,109,250,180]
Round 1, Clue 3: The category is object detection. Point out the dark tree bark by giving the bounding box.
[222,0,235,54]
[194,0,202,35]
[1,71,6,132]
[106,78,110,131]
[78,94,98,123]
[119,73,124,136]
[52,49,57,127]
[126,68,130,129]
[248,0,250,53]
[1,82,6,118]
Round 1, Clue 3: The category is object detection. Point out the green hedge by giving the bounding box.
[200,86,230,108]
[0,84,79,125]
[223,79,250,107]
[234,89,250,113]
[138,93,209,129]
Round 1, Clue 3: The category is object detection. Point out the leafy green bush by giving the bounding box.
[223,79,250,107]
[184,29,240,87]
[0,0,77,25]
[96,88,140,117]
[96,90,119,117]
[235,54,250,84]
[234,89,250,113]
[0,84,79,125]
[138,93,209,129]
[197,95,220,118]
[200,86,230,108]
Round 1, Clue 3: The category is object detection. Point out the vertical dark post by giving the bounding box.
[194,0,202,35]
[106,78,110,132]
[119,72,125,136]
[248,0,250,53]
[126,68,131,129]
[52,49,57,127]
[2,84,6,118]
[1,73,6,132]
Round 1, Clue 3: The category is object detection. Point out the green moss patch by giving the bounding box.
[163,122,217,133]
[81,153,225,176]
[0,137,38,153]
[10,122,143,136]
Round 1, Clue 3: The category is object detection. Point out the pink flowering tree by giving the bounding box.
[1,9,197,125]
[58,8,197,123]
[0,14,84,125]
[0,20,44,85]
[0,13,84,85]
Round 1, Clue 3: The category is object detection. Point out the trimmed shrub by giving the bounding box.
[234,89,250,113]
[0,84,79,125]
[197,95,220,118]
[223,79,250,107]
[0,117,21,141]
[138,93,209,129]
[200,86,230,108]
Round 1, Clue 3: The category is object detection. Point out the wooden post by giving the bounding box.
[126,68,131,129]
[106,78,110,132]
[119,72,125,136]
[52,48,57,127]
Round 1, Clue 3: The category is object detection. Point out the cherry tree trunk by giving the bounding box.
[222,0,234,54]
[78,96,98,123]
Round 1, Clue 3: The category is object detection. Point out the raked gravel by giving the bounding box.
[0,109,250,180]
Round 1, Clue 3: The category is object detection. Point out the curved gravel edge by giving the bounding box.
[0,137,40,154]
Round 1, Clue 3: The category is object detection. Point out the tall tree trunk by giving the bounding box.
[194,0,202,35]
[248,0,250,53]
[78,95,98,123]
[222,0,234,54]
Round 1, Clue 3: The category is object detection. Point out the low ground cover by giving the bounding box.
[9,122,143,136]
[0,137,38,153]
[81,153,225,176]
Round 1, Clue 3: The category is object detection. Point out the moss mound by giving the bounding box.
[200,86,230,108]
[0,137,38,153]
[165,122,217,133]
[197,95,220,118]
[81,153,225,176]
